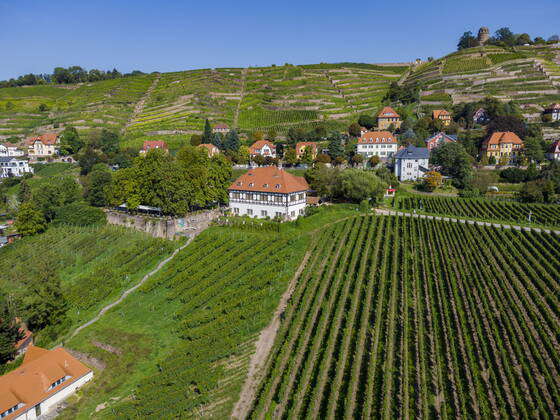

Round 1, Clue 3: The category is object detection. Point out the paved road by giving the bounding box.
[376,209,560,235]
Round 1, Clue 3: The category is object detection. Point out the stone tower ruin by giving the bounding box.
[478,27,490,45]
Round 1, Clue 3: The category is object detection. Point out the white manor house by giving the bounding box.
[228,166,309,220]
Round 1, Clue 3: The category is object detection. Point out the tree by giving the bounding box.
[358,114,376,130]
[223,129,240,152]
[284,149,298,166]
[0,294,23,364]
[486,115,527,139]
[494,27,516,46]
[53,203,106,226]
[348,122,362,137]
[430,142,473,188]
[17,180,32,203]
[203,119,213,143]
[500,167,527,183]
[548,35,560,42]
[328,135,344,159]
[351,154,364,167]
[32,177,81,221]
[457,31,478,50]
[516,33,532,45]
[190,134,203,146]
[253,154,265,166]
[78,146,104,175]
[15,202,47,236]
[523,136,545,163]
[211,132,223,149]
[24,263,68,332]
[59,126,83,155]
[422,171,443,192]
[84,165,112,206]
[300,147,314,164]
[98,129,120,155]
[315,153,331,164]
[305,164,340,200]
[335,169,386,204]
[369,155,380,167]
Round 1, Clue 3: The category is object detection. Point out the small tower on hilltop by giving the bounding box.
[478,27,490,45]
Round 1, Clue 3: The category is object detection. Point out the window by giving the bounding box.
[49,377,67,390]
[290,211,296,217]
[249,182,254,187]
[261,210,268,217]
[290,195,297,202]
[233,208,239,214]
[275,212,283,218]
[260,194,268,201]
[275,196,283,203]
[275,184,280,189]
[231,192,240,199]
[247,209,253,216]
[1,404,20,418]
[299,209,304,215]
[298,193,304,200]
[263,183,268,187]
[246,193,253,200]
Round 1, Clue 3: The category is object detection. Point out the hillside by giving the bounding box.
[404,44,560,119]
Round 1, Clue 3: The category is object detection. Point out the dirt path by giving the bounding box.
[231,250,311,419]
[123,73,161,133]
[376,209,560,235]
[233,68,248,129]
[67,236,193,340]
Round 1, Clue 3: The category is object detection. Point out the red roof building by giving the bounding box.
[213,123,230,133]
[141,140,168,154]
[249,140,276,158]
[546,139,560,161]
[198,143,220,157]
[481,131,524,161]
[377,106,402,130]
[228,166,308,220]
[432,109,452,126]
[356,131,398,159]
[0,346,93,419]
[295,142,318,159]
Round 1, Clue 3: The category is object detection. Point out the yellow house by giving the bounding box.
[481,132,524,162]
[377,106,401,130]
[432,109,452,126]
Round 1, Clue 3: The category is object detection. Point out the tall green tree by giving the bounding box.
[223,129,241,152]
[15,202,47,236]
[203,119,213,143]
[59,126,83,155]
[0,293,23,364]
[430,142,474,189]
[84,165,112,206]
[457,31,478,50]
[328,135,345,159]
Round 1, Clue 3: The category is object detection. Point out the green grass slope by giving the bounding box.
[0,225,176,345]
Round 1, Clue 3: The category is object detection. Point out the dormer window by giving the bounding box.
[237,182,242,186]
[263,183,268,188]
[275,184,280,189]
[48,376,68,390]
[249,182,254,187]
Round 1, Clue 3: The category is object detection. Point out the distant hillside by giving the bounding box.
[404,44,560,120]
[1,43,560,147]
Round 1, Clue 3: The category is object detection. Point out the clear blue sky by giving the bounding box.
[1,0,558,80]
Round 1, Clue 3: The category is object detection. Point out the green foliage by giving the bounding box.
[0,294,24,364]
[430,142,474,188]
[203,119,213,143]
[53,203,106,226]
[84,165,112,207]
[15,202,47,236]
[59,126,83,155]
[457,31,479,50]
[336,169,386,203]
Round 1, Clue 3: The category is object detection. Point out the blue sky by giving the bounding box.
[1,0,558,79]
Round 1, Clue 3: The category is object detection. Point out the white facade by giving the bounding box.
[0,145,24,157]
[14,372,93,420]
[0,158,33,178]
[356,142,398,159]
[395,157,429,181]
[28,141,58,157]
[229,190,307,220]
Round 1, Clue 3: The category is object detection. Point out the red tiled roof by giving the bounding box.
[377,106,400,119]
[26,133,59,145]
[483,131,524,148]
[0,346,92,418]
[432,109,451,119]
[142,140,168,151]
[358,131,397,144]
[198,143,219,154]
[547,103,560,111]
[214,123,229,129]
[229,166,308,194]
[249,140,276,154]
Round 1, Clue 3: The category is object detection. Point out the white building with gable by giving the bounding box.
[228,166,308,220]
[356,131,398,159]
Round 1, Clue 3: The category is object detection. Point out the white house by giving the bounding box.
[547,139,560,161]
[228,166,308,221]
[0,143,24,157]
[26,133,60,158]
[394,145,430,181]
[356,131,398,159]
[0,346,93,420]
[213,123,229,134]
[0,157,33,178]
[249,140,276,158]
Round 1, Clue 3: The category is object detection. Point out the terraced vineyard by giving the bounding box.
[395,195,560,228]
[0,74,155,139]
[407,44,560,109]
[249,215,560,418]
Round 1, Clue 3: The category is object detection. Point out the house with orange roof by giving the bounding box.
[425,132,457,151]
[228,166,309,220]
[432,109,452,126]
[356,131,398,159]
[213,123,230,134]
[0,346,93,419]
[198,143,220,157]
[0,143,24,157]
[377,106,401,130]
[481,131,524,162]
[295,142,318,159]
[25,133,60,158]
[140,140,168,155]
[249,140,276,158]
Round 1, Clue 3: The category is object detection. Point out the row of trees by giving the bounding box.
[458,27,559,50]
[0,66,144,88]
